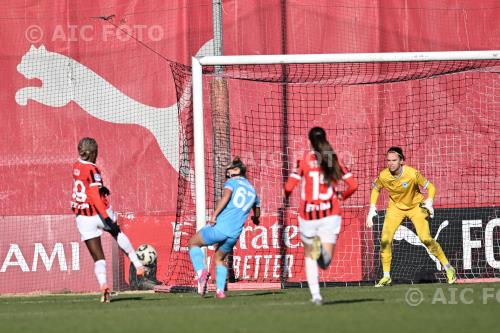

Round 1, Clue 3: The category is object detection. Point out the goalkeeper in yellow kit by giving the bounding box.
[366,147,456,287]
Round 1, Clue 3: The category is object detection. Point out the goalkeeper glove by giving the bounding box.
[421,198,434,218]
[366,204,377,228]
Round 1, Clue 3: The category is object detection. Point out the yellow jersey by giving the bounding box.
[371,166,434,210]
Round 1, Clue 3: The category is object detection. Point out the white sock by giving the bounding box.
[383,272,391,278]
[94,259,107,288]
[117,233,142,268]
[305,257,321,300]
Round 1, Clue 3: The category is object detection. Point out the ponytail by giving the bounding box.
[226,156,247,177]
[308,127,343,184]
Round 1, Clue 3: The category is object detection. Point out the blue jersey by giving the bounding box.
[215,176,260,238]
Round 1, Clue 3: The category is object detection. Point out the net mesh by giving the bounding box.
[163,58,500,288]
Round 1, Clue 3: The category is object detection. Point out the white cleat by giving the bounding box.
[311,297,323,306]
[195,270,209,296]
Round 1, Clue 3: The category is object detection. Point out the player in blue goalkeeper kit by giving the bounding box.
[188,157,261,298]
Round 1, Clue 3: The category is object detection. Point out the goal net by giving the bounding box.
[161,52,500,290]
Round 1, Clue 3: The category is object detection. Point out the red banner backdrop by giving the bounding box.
[0,215,114,293]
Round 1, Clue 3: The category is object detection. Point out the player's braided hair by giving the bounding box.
[226,156,246,177]
[308,127,343,184]
[78,137,98,161]
[387,146,405,160]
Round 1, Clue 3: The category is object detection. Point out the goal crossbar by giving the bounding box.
[198,50,500,66]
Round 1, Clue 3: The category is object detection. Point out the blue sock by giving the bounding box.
[216,265,227,291]
[189,247,204,273]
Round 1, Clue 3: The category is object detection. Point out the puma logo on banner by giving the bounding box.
[394,220,449,270]
[15,40,214,172]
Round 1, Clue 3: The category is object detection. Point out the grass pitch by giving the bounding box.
[1,283,498,333]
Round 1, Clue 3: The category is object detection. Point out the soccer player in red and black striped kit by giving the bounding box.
[285,127,358,305]
[71,137,144,302]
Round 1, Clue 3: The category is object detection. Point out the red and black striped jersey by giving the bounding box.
[71,159,110,218]
[284,151,358,220]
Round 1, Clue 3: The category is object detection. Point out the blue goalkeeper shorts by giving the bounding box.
[200,225,238,253]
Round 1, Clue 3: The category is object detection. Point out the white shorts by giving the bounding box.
[75,208,117,241]
[298,215,341,245]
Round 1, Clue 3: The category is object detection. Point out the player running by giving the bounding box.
[188,157,260,298]
[71,137,145,303]
[285,127,358,305]
[366,146,456,287]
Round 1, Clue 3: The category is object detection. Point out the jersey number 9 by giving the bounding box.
[72,180,87,203]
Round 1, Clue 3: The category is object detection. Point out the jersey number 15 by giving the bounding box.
[309,171,333,200]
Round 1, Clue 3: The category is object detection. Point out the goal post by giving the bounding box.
[191,57,207,233]
[162,51,500,291]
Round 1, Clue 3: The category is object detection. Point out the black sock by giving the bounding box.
[317,248,332,270]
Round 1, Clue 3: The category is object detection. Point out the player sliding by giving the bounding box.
[71,138,145,303]
[285,127,358,305]
[188,157,260,298]
[366,147,456,287]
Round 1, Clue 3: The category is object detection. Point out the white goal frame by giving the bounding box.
[191,50,500,231]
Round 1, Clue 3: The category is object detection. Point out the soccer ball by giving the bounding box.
[135,244,157,266]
